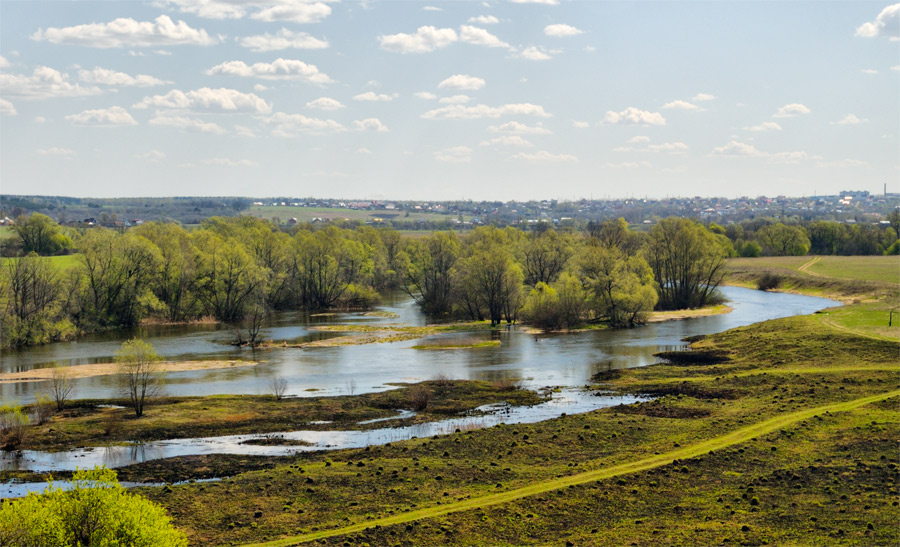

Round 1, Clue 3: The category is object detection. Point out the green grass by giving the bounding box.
[0,254,81,272]
[0,226,14,240]
[804,255,898,284]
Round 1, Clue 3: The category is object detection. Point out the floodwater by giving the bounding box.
[0,286,838,496]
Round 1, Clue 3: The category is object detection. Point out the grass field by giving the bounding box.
[247,206,464,225]
[0,254,81,272]
[0,226,13,240]
[728,255,898,284]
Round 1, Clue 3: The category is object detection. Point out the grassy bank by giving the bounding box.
[13,380,545,453]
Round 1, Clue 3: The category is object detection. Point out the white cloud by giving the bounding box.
[510,0,559,4]
[648,141,688,152]
[239,29,328,52]
[356,147,373,155]
[510,150,577,163]
[439,94,470,104]
[253,84,268,92]
[745,121,782,132]
[773,103,811,118]
[0,66,102,100]
[66,106,138,126]
[572,120,589,128]
[544,24,583,37]
[251,3,332,23]
[234,125,257,137]
[422,6,442,11]
[893,65,900,71]
[135,87,272,113]
[153,49,173,56]
[604,161,651,169]
[306,97,344,110]
[78,67,170,87]
[711,140,766,157]
[353,91,397,101]
[156,0,332,22]
[0,98,17,116]
[434,146,472,163]
[34,116,47,123]
[31,15,218,48]
[134,150,165,161]
[487,121,551,134]
[0,55,11,68]
[207,59,332,84]
[816,158,869,168]
[438,74,485,90]
[265,112,344,136]
[769,151,811,164]
[379,26,457,53]
[480,135,534,147]
[662,99,703,111]
[832,114,868,125]
[201,157,258,167]
[459,25,510,48]
[604,107,666,126]
[149,112,227,134]
[414,91,438,100]
[468,15,499,25]
[37,147,76,157]
[421,103,550,120]
[855,4,900,40]
[519,46,551,60]
[627,135,650,143]
[693,92,716,102]
[353,117,389,132]
[860,68,879,75]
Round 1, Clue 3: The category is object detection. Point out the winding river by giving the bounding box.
[1,287,838,497]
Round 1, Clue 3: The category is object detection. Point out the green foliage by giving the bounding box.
[756,223,810,256]
[0,467,187,547]
[455,227,524,325]
[0,253,76,348]
[579,246,657,327]
[738,240,762,257]
[116,339,162,417]
[402,231,460,315]
[521,273,588,330]
[521,230,573,285]
[11,213,73,256]
[0,402,29,450]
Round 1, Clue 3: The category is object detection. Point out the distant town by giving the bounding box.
[1,189,897,230]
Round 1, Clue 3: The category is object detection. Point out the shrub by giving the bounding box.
[757,272,782,291]
[32,394,56,425]
[0,404,29,450]
[408,384,432,411]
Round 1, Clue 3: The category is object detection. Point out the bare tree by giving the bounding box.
[269,375,288,400]
[48,363,74,411]
[116,339,162,417]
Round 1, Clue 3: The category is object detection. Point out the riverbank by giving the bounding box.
[0,359,258,384]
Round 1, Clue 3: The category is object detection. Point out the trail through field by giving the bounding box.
[244,389,900,547]
[797,256,822,276]
[817,314,897,342]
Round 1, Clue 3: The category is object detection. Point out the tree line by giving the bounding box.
[0,214,740,348]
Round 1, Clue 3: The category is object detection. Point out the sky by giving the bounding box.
[0,1,898,201]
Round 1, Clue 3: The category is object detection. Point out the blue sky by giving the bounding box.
[0,0,897,200]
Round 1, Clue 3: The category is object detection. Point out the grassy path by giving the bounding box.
[817,314,897,342]
[796,256,822,276]
[244,389,900,547]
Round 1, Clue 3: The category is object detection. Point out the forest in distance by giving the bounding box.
[1,209,898,349]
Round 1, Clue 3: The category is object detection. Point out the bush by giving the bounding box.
[338,284,380,309]
[32,394,56,425]
[757,272,782,291]
[0,403,29,450]
[408,384,432,411]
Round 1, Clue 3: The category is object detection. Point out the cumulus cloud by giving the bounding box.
[773,103,811,118]
[434,146,472,163]
[662,100,703,111]
[832,114,868,125]
[648,141,688,152]
[487,121,552,134]
[519,46,551,60]
[353,91,397,101]
[422,6,442,11]
[860,68,879,74]
[855,3,900,40]
[604,107,666,126]
[572,120,589,128]
[251,3,332,23]
[438,74,485,90]
[207,59,332,84]
[745,121,782,132]
[627,135,650,143]
[480,135,534,147]
[306,97,344,110]
[414,91,438,100]
[66,106,138,126]
[0,55,12,68]
[816,158,869,168]
[0,66,102,100]
[356,147,373,155]
[710,140,765,157]
[604,161,651,169]
[78,67,170,87]
[135,87,272,113]
[353,118,389,132]
[149,112,227,134]
[439,95,470,104]
[0,98,17,116]
[544,23,583,36]
[37,147,77,157]
[238,29,328,52]
[134,149,165,161]
[156,0,333,23]
[264,112,344,136]
[379,26,457,53]
[31,15,218,48]
[201,157,258,167]
[468,15,499,24]
[421,103,550,120]
[693,92,716,102]
[459,25,510,48]
[234,125,257,137]
[510,150,577,163]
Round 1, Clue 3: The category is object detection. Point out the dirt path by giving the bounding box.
[0,360,259,384]
[243,389,900,547]
[797,256,822,276]
[817,314,897,342]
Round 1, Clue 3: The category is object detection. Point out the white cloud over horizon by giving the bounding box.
[31,15,218,48]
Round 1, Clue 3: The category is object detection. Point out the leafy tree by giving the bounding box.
[292,227,373,309]
[401,231,460,315]
[756,223,810,256]
[116,339,162,418]
[456,229,524,325]
[131,222,198,322]
[521,273,588,330]
[644,218,728,310]
[0,467,187,547]
[0,254,74,347]
[521,229,572,285]
[579,245,657,327]
[191,231,263,321]
[12,213,73,256]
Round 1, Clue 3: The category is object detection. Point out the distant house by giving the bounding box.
[287,218,298,225]
[0,217,15,226]
[131,219,143,225]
